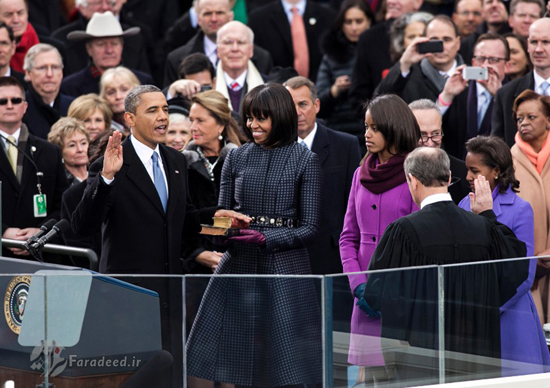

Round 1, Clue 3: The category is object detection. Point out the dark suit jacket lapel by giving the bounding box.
[19,137,40,194]
[466,81,478,142]
[272,2,293,54]
[480,99,493,136]
[123,139,166,216]
[514,72,535,99]
[0,141,19,191]
[311,123,329,166]
[159,145,182,219]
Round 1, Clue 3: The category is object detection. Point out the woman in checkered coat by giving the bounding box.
[187,84,324,387]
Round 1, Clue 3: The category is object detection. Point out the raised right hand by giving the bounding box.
[399,37,430,73]
[101,131,123,180]
[168,79,202,99]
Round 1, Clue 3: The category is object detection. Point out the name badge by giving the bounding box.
[33,194,47,217]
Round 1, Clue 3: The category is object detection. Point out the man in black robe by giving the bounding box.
[362,147,527,384]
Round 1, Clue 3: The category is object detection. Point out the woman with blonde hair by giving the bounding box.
[100,66,141,133]
[48,117,90,186]
[67,94,112,140]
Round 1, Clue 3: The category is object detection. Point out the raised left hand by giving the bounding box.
[477,67,502,96]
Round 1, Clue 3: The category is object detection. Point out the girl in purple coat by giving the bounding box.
[339,94,420,381]
[458,136,550,375]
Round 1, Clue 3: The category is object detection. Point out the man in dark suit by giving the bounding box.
[71,84,248,386]
[214,21,268,113]
[22,44,74,139]
[349,0,423,113]
[375,15,464,103]
[437,33,509,158]
[284,76,361,275]
[362,147,527,384]
[409,99,469,204]
[60,11,153,98]
[247,0,334,82]
[458,0,510,64]
[164,0,273,87]
[51,0,150,75]
[491,17,550,146]
[0,22,25,85]
[0,76,68,258]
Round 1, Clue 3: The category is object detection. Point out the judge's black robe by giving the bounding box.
[364,201,527,382]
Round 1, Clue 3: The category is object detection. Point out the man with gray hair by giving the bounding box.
[283,75,360,275]
[164,0,273,87]
[361,146,528,384]
[22,44,74,139]
[409,99,469,203]
[215,20,265,111]
[72,84,249,386]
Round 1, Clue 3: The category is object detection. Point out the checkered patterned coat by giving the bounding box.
[187,142,324,386]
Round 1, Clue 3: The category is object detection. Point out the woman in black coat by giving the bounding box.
[316,0,373,150]
[183,90,243,272]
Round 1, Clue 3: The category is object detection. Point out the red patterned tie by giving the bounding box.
[231,82,239,90]
[291,7,309,78]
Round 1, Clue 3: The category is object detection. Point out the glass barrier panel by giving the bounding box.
[441,256,548,383]
[185,274,325,388]
[328,266,442,388]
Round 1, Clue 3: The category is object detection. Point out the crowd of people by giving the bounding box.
[2,0,550,386]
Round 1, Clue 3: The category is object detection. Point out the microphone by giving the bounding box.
[31,220,70,251]
[24,219,57,246]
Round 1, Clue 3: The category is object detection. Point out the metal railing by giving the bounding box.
[1,238,99,271]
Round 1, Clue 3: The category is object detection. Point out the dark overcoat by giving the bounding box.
[186,142,324,386]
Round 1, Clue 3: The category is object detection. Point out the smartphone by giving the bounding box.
[462,67,488,81]
[417,40,444,54]
[200,85,213,92]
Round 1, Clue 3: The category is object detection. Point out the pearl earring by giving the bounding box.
[218,135,223,141]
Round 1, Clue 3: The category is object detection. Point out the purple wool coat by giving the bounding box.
[459,185,550,374]
[340,167,418,366]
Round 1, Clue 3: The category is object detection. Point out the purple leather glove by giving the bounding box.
[228,229,266,246]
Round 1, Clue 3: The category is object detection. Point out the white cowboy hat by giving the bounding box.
[67,11,140,41]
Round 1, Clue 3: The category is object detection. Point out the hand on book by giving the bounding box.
[214,209,252,228]
[228,229,266,246]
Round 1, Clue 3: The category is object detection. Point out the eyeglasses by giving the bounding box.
[472,55,506,65]
[421,133,443,143]
[219,39,249,48]
[0,97,23,105]
[33,65,63,74]
[457,10,482,17]
[86,0,116,8]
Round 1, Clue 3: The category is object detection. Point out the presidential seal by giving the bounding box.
[4,276,31,334]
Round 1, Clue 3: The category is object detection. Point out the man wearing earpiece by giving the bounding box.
[0,76,68,259]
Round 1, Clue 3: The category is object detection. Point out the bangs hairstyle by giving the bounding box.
[241,84,297,148]
[465,136,519,194]
[363,94,420,159]
[513,89,550,123]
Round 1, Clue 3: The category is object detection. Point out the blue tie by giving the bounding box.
[477,90,490,129]
[300,141,308,149]
[152,152,168,212]
[541,81,550,96]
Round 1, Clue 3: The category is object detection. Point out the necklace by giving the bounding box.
[196,147,220,181]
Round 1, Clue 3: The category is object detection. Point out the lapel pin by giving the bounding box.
[309,18,316,25]
[175,170,180,174]
[31,146,36,153]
